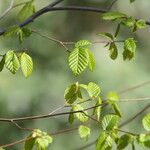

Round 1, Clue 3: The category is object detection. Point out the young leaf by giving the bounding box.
[109,42,118,60]
[73,105,88,122]
[93,97,102,121]
[122,17,136,28]
[0,56,5,72]
[20,52,33,78]
[68,47,89,75]
[112,103,122,117]
[75,40,91,48]
[5,51,20,74]
[4,26,20,37]
[18,1,35,22]
[96,132,112,150]
[68,113,75,124]
[142,113,150,131]
[99,33,114,41]
[123,38,136,60]
[137,134,150,148]
[102,114,119,131]
[35,135,53,150]
[136,19,146,29]
[101,12,126,20]
[78,125,90,140]
[107,91,119,102]
[24,135,35,150]
[87,50,95,71]
[64,83,81,104]
[87,82,101,98]
[117,134,133,150]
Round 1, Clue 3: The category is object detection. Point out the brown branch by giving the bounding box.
[0,102,106,123]
[0,3,149,36]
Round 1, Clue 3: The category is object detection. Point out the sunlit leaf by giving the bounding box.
[18,1,35,21]
[75,40,91,48]
[101,12,126,20]
[87,82,100,98]
[102,114,119,131]
[64,82,81,104]
[107,91,119,102]
[5,50,20,74]
[72,105,88,122]
[93,97,102,121]
[142,113,150,131]
[20,52,33,78]
[78,125,90,140]
[68,47,89,75]
[87,50,95,71]
[136,19,146,29]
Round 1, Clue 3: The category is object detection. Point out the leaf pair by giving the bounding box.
[64,82,101,104]
[102,12,146,34]
[107,92,122,117]
[24,129,52,150]
[4,26,32,43]
[0,51,33,78]
[68,104,88,123]
[68,40,95,75]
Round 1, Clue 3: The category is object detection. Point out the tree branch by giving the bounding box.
[1,3,149,36]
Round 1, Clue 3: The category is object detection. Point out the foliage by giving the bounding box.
[0,0,149,150]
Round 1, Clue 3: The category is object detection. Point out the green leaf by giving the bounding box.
[101,12,126,20]
[102,114,119,131]
[136,19,146,29]
[87,50,95,71]
[5,51,20,74]
[4,26,20,37]
[123,38,136,60]
[78,125,90,139]
[93,97,102,121]
[20,52,33,78]
[117,134,133,150]
[0,56,5,72]
[35,135,52,150]
[87,82,100,98]
[68,113,75,124]
[115,24,121,37]
[142,113,150,131]
[99,33,114,41]
[96,132,112,150]
[122,17,136,28]
[112,103,122,117]
[18,1,35,22]
[72,104,88,122]
[107,91,119,102]
[109,42,118,60]
[75,40,91,48]
[68,47,89,75]
[137,134,150,148]
[64,82,81,104]
[24,135,35,150]
[130,0,136,3]
[18,28,32,43]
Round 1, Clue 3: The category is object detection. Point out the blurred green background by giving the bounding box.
[0,0,150,149]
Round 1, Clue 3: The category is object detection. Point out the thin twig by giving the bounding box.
[119,103,150,128]
[119,80,150,94]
